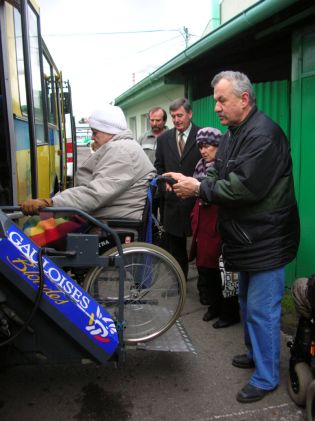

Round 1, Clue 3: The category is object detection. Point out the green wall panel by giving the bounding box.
[290,26,315,284]
[192,96,227,133]
[254,80,290,137]
[296,76,315,276]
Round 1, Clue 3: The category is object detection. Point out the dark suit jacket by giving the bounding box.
[154,123,201,237]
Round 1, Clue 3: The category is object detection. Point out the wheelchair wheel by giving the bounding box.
[306,380,315,421]
[83,242,186,344]
[288,362,313,406]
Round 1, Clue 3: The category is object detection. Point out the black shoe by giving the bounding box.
[202,310,219,322]
[212,318,239,329]
[232,354,255,369]
[236,383,272,403]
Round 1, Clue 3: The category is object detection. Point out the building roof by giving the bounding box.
[115,0,304,108]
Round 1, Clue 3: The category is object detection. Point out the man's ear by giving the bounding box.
[241,91,250,108]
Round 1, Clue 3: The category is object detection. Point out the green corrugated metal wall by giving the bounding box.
[192,96,227,132]
[290,26,315,281]
[254,81,290,136]
[192,80,290,136]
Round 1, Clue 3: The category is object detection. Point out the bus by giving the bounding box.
[0,0,76,207]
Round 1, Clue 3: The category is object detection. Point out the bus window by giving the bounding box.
[43,55,56,125]
[14,4,45,144]
[27,4,45,144]
[13,9,28,115]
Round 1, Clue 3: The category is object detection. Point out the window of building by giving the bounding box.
[129,116,137,139]
[141,113,149,134]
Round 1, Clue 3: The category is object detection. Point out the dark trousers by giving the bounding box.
[165,232,188,279]
[198,266,240,322]
[197,267,222,309]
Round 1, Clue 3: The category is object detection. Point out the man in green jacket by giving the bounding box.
[164,71,300,403]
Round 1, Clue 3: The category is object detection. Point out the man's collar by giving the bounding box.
[177,123,192,137]
[229,106,257,133]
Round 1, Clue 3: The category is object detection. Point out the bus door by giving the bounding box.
[0,1,17,205]
[43,56,61,195]
[27,2,50,198]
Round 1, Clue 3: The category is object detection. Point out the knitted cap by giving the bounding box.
[88,105,127,135]
[196,127,222,147]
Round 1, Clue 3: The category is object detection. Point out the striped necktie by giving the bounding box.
[178,132,185,156]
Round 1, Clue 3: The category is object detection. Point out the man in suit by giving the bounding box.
[155,98,201,279]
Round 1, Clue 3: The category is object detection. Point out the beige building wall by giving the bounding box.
[220,0,259,24]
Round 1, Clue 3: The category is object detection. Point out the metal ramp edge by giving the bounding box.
[131,318,196,353]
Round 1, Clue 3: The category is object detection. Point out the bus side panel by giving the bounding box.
[49,125,61,195]
[36,144,50,198]
[13,120,59,201]
[14,118,31,203]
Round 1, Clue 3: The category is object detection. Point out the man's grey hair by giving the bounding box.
[211,71,256,105]
[169,98,192,113]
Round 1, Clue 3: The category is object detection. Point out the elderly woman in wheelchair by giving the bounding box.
[21,106,186,344]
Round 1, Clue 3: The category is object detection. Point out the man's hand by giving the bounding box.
[162,172,185,191]
[163,172,200,198]
[21,198,53,215]
[162,172,184,182]
[173,177,200,199]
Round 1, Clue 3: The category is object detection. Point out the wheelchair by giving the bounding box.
[2,190,186,348]
[81,221,186,345]
[79,184,186,344]
[287,278,315,420]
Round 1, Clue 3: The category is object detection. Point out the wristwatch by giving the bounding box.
[194,181,201,197]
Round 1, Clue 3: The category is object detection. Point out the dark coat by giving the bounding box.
[199,108,300,271]
[155,124,201,237]
[189,200,221,268]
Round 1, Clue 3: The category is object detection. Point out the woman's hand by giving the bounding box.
[21,198,53,215]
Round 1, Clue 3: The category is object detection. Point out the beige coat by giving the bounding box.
[52,130,156,221]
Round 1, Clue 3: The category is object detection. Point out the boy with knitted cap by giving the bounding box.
[21,105,156,223]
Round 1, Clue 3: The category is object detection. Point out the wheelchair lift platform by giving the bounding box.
[133,319,196,353]
[0,207,192,366]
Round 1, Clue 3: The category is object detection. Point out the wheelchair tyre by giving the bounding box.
[288,362,313,406]
[83,242,186,344]
[306,379,315,421]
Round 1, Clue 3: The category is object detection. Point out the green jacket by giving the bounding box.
[199,108,300,271]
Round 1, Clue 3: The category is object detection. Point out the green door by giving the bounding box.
[291,25,315,278]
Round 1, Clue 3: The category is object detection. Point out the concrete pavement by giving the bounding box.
[0,262,306,421]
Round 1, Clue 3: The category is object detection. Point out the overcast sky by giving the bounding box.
[37,0,212,120]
